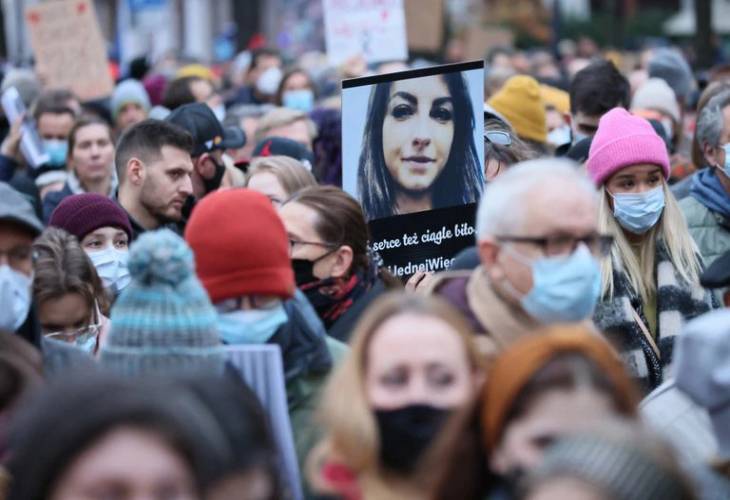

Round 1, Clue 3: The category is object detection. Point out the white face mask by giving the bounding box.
[256,66,283,95]
[212,103,226,123]
[88,247,130,296]
[547,125,572,148]
[0,264,32,331]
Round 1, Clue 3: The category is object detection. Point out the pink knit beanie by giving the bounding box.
[586,108,670,186]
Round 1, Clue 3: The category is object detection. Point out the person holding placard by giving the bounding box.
[357,72,482,220]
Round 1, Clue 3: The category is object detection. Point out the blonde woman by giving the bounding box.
[308,292,484,500]
[244,155,317,206]
[586,107,716,393]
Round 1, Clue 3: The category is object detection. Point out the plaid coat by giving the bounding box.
[593,241,717,393]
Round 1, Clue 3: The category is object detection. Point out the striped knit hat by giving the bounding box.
[100,229,225,377]
[523,424,691,500]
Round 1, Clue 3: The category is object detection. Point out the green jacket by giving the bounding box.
[679,195,730,267]
[288,336,348,473]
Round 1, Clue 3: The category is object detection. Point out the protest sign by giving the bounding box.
[25,0,114,101]
[342,61,485,276]
[404,0,444,52]
[323,0,408,66]
[464,25,514,61]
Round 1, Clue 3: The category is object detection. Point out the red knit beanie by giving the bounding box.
[184,188,294,302]
[49,193,132,241]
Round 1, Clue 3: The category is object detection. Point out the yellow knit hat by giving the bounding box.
[540,84,570,115]
[488,75,547,143]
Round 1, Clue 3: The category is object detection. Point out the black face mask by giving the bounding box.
[374,404,450,474]
[202,156,226,194]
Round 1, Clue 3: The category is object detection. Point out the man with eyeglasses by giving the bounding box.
[0,182,43,345]
[424,159,608,356]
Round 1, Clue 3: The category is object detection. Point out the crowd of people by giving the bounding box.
[0,30,729,500]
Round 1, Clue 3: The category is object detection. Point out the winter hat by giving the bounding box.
[585,108,670,186]
[184,188,294,303]
[524,424,692,500]
[100,229,225,377]
[631,78,681,124]
[487,75,547,144]
[49,193,132,241]
[648,48,694,102]
[142,73,167,106]
[110,79,151,119]
[481,326,637,451]
[674,309,730,460]
[540,84,570,115]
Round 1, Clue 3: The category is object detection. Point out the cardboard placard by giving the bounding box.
[342,61,485,275]
[26,0,114,101]
[463,25,514,61]
[404,0,444,52]
[323,0,408,66]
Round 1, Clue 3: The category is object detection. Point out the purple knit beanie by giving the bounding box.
[49,193,132,241]
[586,107,670,186]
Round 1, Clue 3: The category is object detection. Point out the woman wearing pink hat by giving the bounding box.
[586,107,716,393]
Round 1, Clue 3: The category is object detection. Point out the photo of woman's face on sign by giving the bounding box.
[342,62,484,221]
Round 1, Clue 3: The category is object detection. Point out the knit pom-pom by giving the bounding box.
[127,229,194,286]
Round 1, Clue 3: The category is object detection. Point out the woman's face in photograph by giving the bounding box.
[381,75,455,192]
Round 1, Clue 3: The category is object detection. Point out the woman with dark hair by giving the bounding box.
[32,227,111,356]
[357,72,483,220]
[275,67,317,113]
[279,185,401,341]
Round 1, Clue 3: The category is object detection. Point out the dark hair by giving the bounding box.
[163,76,207,111]
[569,59,630,117]
[32,88,78,121]
[286,185,371,276]
[250,47,281,72]
[67,116,113,163]
[32,103,75,123]
[32,227,110,317]
[275,67,317,106]
[115,119,193,180]
[6,375,230,500]
[357,72,483,220]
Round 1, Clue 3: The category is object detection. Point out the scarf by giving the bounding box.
[691,169,730,218]
[301,271,371,330]
[593,241,716,393]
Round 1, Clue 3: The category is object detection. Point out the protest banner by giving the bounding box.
[25,0,114,101]
[341,61,485,277]
[404,0,444,52]
[323,0,408,66]
[463,25,514,61]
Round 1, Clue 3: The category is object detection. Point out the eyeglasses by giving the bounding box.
[288,239,336,254]
[496,233,614,257]
[44,302,102,343]
[484,130,512,147]
[215,295,282,313]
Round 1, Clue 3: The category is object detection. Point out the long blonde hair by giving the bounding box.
[308,292,483,499]
[598,180,701,303]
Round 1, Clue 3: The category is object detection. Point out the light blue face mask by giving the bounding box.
[282,89,314,112]
[75,333,98,354]
[611,186,665,234]
[503,245,602,324]
[217,303,288,345]
[43,139,68,167]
